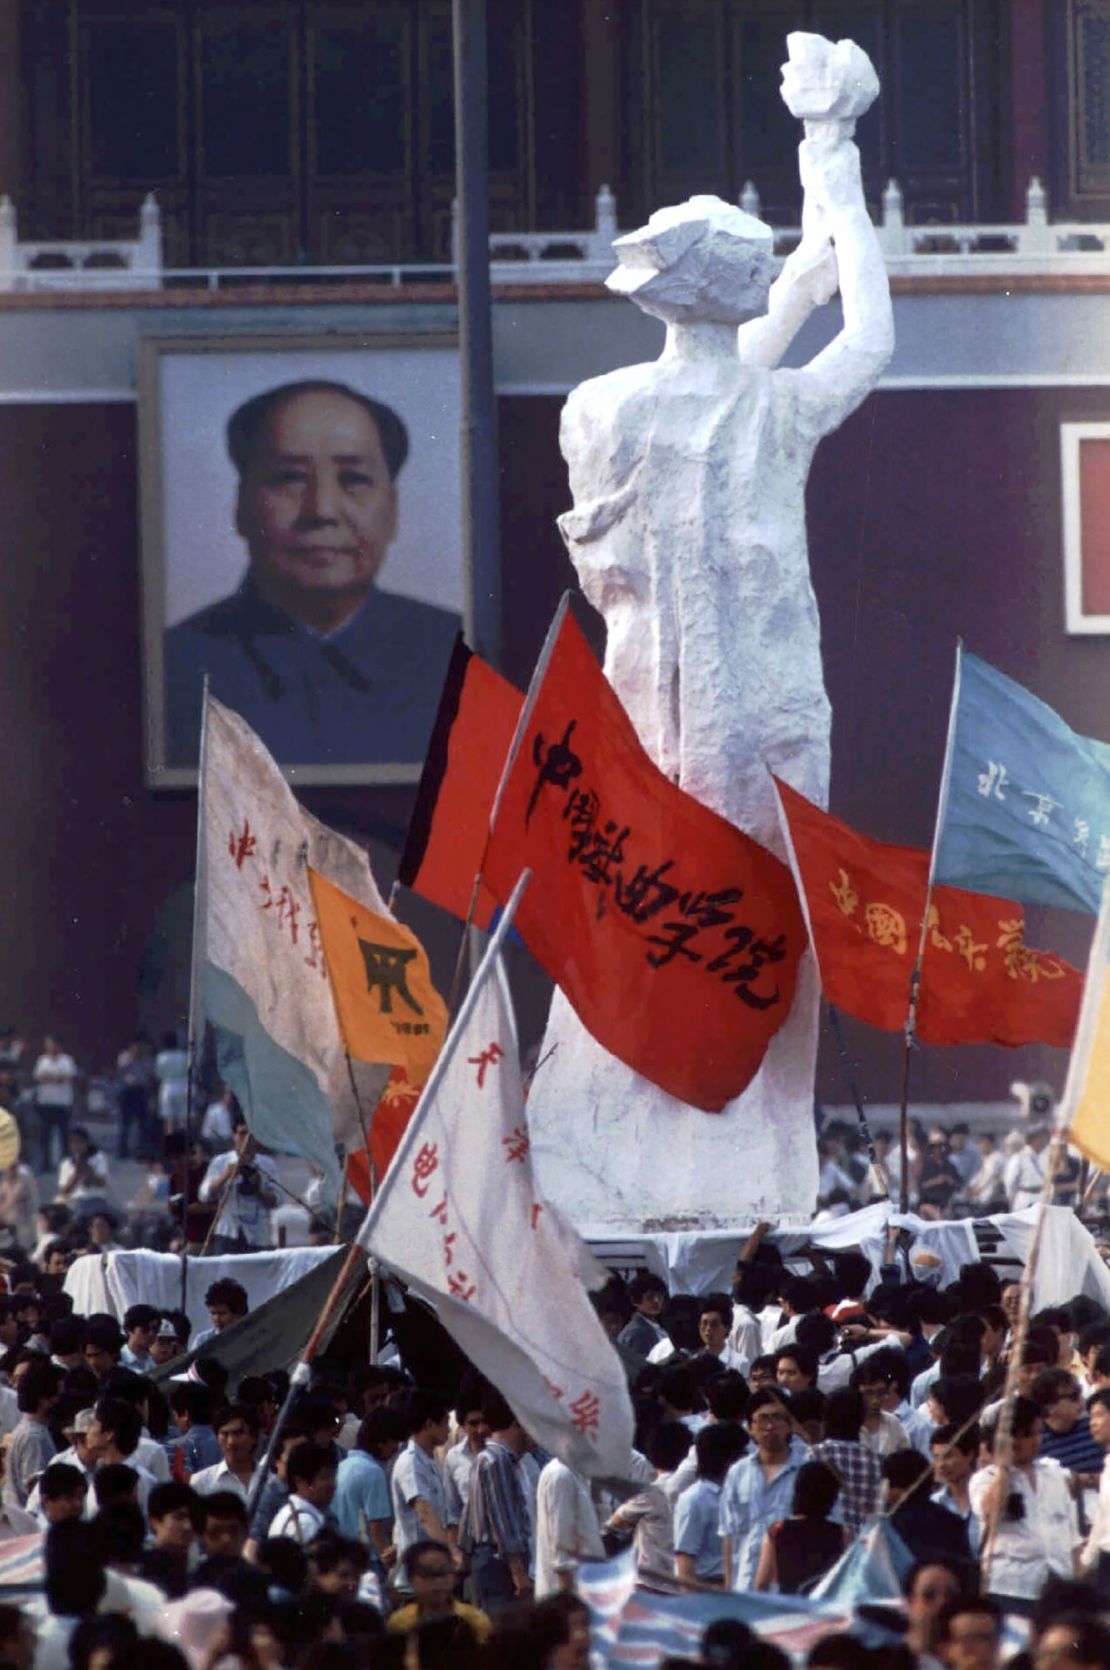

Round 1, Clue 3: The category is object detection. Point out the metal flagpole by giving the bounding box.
[453,0,500,673]
[181,678,211,1308]
[897,640,964,1213]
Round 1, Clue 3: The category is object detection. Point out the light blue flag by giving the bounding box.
[932,648,1110,915]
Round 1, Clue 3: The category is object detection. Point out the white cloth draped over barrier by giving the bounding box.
[588,1203,1110,1309]
[63,1247,338,1346]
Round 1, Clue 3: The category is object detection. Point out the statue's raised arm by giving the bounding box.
[737,31,893,424]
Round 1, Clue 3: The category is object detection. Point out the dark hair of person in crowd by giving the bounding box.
[201,1489,250,1530]
[356,1404,409,1456]
[628,1272,668,1306]
[1021,1326,1060,1370]
[1032,1366,1084,1410]
[68,1615,140,1670]
[703,1370,748,1423]
[774,1344,818,1387]
[985,1393,1040,1451]
[95,1396,142,1456]
[48,1316,86,1357]
[85,1315,124,1353]
[957,1261,1002,1311]
[481,1390,518,1433]
[1092,1347,1110,1383]
[657,1365,696,1414]
[823,1388,865,1442]
[644,1419,692,1475]
[168,1382,213,1425]
[778,1275,820,1316]
[286,1439,336,1494]
[148,1480,203,1529]
[792,1459,840,1519]
[702,1616,755,1669]
[215,1399,260,1438]
[1089,1385,1110,1415]
[699,1292,732,1329]
[204,1278,249,1316]
[733,1262,779,1312]
[40,1461,87,1504]
[831,1252,871,1302]
[881,1449,932,1492]
[400,1388,449,1436]
[930,1374,985,1427]
[747,1353,776,1383]
[804,1637,874,1669]
[93,1464,139,1510]
[794,1312,837,1356]
[930,1420,979,1458]
[45,1521,106,1617]
[747,1386,792,1421]
[256,1534,310,1595]
[694,1422,746,1484]
[96,1502,147,1566]
[928,1595,1001,1657]
[17,1358,60,1413]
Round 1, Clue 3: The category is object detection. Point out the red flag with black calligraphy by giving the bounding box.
[773,776,1083,1047]
[398,636,523,930]
[357,934,634,1478]
[480,610,806,1111]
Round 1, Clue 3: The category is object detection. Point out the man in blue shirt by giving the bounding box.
[164,380,460,770]
[719,1390,806,1591]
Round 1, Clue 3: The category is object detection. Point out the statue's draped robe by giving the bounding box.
[525,355,838,1229]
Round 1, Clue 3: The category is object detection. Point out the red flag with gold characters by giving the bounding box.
[398,635,523,930]
[481,608,807,1112]
[773,776,1083,1047]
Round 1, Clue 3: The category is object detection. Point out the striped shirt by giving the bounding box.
[460,1438,531,1558]
[391,1439,451,1562]
[1039,1415,1105,1477]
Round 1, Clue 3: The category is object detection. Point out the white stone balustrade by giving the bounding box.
[3,178,1110,292]
[0,193,162,291]
[482,175,1110,284]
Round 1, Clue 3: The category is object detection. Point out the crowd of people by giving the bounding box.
[1,1034,1109,1665]
[0,1202,1101,1668]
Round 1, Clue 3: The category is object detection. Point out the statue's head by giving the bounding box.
[780,32,879,123]
[606,196,775,326]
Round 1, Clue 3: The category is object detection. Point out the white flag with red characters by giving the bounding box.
[357,914,634,1479]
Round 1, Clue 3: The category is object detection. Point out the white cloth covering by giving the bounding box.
[63,1246,337,1346]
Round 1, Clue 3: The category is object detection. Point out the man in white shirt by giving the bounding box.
[32,1038,77,1173]
[443,1398,489,1524]
[1005,1123,1051,1211]
[190,1403,260,1503]
[534,1456,605,1597]
[84,1397,157,1514]
[698,1295,749,1372]
[267,1440,338,1544]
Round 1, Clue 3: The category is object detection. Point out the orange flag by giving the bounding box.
[773,777,1082,1048]
[399,637,523,930]
[481,609,807,1112]
[308,868,448,1182]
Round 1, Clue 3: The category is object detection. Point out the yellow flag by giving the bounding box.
[1063,875,1110,1170]
[308,868,448,1082]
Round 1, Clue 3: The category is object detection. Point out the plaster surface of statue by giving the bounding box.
[525,33,894,1231]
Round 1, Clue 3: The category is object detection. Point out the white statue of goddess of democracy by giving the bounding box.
[525,34,895,1231]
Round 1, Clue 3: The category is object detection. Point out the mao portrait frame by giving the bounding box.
[1062,419,1110,636]
[138,329,467,788]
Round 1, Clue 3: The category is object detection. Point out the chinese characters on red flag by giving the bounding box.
[774,776,1082,1048]
[481,612,806,1111]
